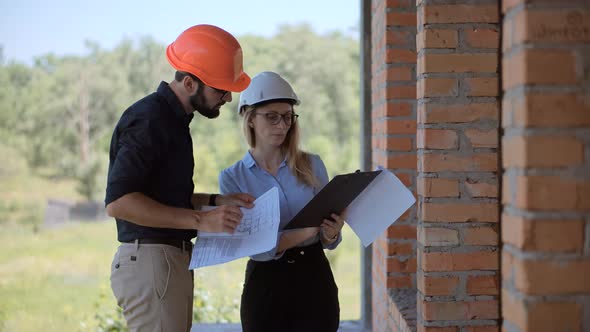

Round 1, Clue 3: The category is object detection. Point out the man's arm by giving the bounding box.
[191,193,212,209]
[107,192,198,229]
[107,192,245,233]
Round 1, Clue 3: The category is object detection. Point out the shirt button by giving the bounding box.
[300,251,305,255]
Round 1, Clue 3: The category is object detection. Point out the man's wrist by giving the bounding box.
[193,212,202,230]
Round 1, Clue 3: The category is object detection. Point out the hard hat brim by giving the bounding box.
[166,45,251,92]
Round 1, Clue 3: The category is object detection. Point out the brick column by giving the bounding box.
[371,0,418,331]
[416,1,501,331]
[501,1,590,331]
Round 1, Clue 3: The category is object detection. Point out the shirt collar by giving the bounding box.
[242,151,257,168]
[156,81,194,124]
[242,150,287,169]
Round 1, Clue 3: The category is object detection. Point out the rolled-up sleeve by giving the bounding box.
[323,232,342,250]
[105,117,164,205]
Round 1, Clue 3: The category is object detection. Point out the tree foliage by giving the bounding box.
[0,24,360,198]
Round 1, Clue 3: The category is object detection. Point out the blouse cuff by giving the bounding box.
[322,231,342,250]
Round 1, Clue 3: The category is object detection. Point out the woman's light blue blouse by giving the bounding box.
[218,151,342,261]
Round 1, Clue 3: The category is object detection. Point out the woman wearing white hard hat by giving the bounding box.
[219,71,343,331]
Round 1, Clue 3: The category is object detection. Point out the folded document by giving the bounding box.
[189,187,280,269]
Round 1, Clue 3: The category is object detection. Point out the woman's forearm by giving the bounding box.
[276,228,319,252]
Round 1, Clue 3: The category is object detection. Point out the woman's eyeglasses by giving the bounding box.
[254,112,299,126]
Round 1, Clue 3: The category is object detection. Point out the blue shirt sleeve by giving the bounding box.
[312,154,330,191]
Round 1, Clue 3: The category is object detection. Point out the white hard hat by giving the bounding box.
[237,71,300,113]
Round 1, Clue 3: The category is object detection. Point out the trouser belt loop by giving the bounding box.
[134,239,139,251]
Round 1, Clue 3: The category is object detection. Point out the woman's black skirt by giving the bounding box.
[240,241,340,332]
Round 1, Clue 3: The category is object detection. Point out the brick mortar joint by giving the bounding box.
[421,197,499,203]
[502,287,590,304]
[418,96,498,103]
[420,223,498,230]
[420,245,499,253]
[502,168,590,179]
[503,205,590,219]
[503,243,590,260]
[419,270,497,277]
[416,119,499,130]
[423,295,498,302]
[502,127,590,137]
[417,173,498,179]
[419,320,499,327]
[384,8,417,13]
[417,48,500,55]
[418,72,499,78]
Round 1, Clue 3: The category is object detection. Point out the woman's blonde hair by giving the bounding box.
[241,103,319,188]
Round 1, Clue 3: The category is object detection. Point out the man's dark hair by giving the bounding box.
[175,71,202,84]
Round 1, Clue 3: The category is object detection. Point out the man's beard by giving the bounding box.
[189,88,221,119]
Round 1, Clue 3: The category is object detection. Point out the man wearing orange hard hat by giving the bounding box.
[105,24,254,331]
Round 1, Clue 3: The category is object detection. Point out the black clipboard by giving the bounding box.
[283,170,382,229]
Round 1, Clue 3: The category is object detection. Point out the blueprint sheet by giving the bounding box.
[189,187,280,269]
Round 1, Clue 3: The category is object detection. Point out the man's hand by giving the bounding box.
[197,205,244,233]
[217,193,255,208]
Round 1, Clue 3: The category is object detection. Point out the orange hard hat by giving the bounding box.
[166,24,250,92]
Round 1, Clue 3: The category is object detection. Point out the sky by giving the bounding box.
[0,0,360,64]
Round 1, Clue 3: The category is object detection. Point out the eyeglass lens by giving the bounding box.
[260,112,298,125]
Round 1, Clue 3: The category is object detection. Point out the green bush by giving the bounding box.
[193,286,240,323]
[0,199,43,230]
[85,276,240,331]
[81,286,127,332]
[76,159,102,201]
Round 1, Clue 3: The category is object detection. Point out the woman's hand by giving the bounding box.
[321,213,345,242]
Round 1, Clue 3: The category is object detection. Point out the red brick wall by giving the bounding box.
[369,0,589,330]
[371,0,418,331]
[501,1,590,331]
[416,0,501,331]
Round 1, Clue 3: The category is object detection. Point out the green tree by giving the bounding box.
[0,23,360,200]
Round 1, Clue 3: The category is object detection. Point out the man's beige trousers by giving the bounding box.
[110,242,194,332]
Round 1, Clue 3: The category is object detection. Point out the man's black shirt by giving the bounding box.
[105,82,197,242]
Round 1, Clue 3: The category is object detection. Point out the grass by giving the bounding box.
[0,143,361,331]
[0,222,118,331]
[0,221,361,331]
